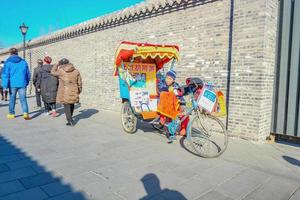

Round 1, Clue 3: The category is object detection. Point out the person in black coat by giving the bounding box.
[32,59,43,108]
[36,56,59,117]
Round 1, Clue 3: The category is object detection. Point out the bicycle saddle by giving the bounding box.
[186,77,204,87]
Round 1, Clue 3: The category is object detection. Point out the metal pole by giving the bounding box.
[29,49,32,95]
[225,0,235,130]
[23,34,26,59]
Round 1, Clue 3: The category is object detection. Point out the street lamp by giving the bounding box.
[19,23,29,59]
[26,40,33,95]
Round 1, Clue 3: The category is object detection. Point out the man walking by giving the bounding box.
[1,48,31,120]
[32,59,43,109]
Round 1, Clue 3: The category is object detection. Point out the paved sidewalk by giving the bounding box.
[0,97,299,200]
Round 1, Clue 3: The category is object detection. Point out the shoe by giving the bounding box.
[5,99,8,101]
[23,113,30,120]
[45,112,50,116]
[66,120,75,127]
[7,114,15,119]
[167,135,176,143]
[51,111,58,117]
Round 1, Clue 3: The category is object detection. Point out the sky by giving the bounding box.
[0,0,144,48]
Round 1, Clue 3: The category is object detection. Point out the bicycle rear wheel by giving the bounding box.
[187,112,228,158]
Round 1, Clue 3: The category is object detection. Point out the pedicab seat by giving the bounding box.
[141,111,159,120]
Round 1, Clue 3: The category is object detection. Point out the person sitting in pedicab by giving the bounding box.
[157,70,189,141]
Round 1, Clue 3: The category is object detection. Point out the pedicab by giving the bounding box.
[114,41,228,158]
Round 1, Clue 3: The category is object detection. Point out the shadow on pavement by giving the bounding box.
[29,110,44,120]
[0,135,88,199]
[56,104,81,116]
[73,109,99,123]
[0,104,9,107]
[14,110,43,119]
[139,173,187,200]
[277,140,300,148]
[282,156,300,167]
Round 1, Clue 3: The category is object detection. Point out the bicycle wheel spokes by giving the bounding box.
[188,113,228,158]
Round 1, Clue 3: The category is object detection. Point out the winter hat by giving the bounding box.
[166,70,177,80]
[37,59,43,65]
[59,58,69,65]
[44,56,52,64]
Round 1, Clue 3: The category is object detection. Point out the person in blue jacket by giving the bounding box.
[1,48,31,120]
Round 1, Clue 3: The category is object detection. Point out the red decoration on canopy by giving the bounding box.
[114,41,179,76]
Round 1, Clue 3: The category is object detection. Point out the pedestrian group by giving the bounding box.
[0,47,82,126]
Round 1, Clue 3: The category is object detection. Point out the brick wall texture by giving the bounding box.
[0,0,279,141]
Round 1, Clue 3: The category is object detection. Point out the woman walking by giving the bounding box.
[51,58,82,126]
[36,56,59,117]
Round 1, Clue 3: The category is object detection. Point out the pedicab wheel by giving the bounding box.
[121,101,137,134]
[187,113,228,158]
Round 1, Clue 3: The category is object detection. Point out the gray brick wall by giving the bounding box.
[0,0,279,141]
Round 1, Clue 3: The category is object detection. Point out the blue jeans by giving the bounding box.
[9,87,29,115]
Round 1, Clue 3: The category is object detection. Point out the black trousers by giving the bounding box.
[44,102,56,112]
[0,88,8,100]
[35,89,42,107]
[64,104,74,122]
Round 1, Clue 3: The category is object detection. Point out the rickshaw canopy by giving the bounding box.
[114,41,180,76]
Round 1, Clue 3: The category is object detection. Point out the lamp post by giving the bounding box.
[19,23,29,59]
[26,40,32,95]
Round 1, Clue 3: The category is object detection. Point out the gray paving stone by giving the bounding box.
[289,186,300,200]
[0,167,36,184]
[0,154,24,164]
[115,178,150,200]
[0,187,48,200]
[19,172,60,189]
[243,176,299,200]
[193,160,246,186]
[31,165,46,174]
[0,180,24,197]
[215,169,270,200]
[0,164,9,173]
[0,146,19,157]
[6,159,36,170]
[52,158,106,178]
[169,178,214,200]
[66,172,108,189]
[1,98,300,200]
[77,181,112,200]
[40,181,72,197]
[195,191,233,200]
[46,192,88,200]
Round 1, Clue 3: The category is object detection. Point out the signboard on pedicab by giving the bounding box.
[123,62,157,112]
[198,87,217,113]
[123,62,157,95]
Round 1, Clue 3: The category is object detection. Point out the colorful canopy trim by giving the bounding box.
[114,41,180,76]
